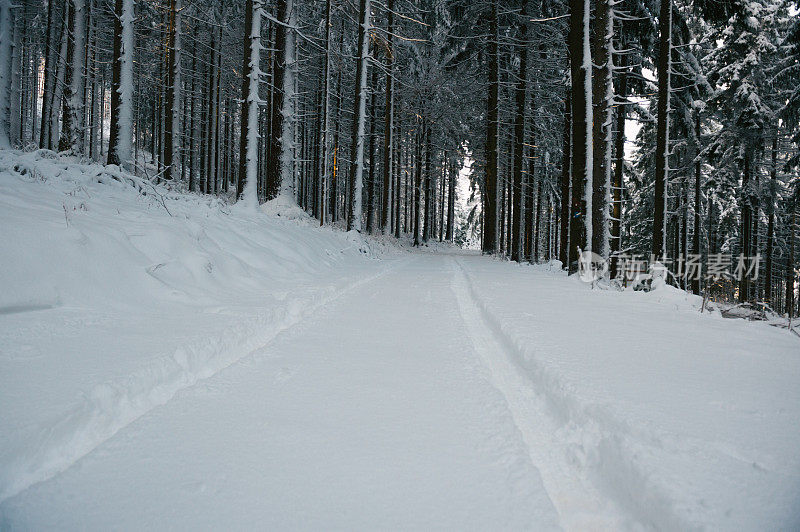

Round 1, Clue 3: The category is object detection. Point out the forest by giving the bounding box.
[1,0,799,313]
[2,0,800,528]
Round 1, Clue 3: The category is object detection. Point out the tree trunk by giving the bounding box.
[381,0,394,232]
[60,0,86,155]
[347,0,371,231]
[567,0,593,272]
[482,0,499,253]
[652,0,672,259]
[511,9,528,261]
[692,111,702,294]
[239,0,263,206]
[559,94,571,267]
[0,0,12,148]
[764,134,777,305]
[366,68,378,233]
[592,0,613,259]
[163,0,181,181]
[739,150,753,303]
[107,0,134,168]
[39,0,57,149]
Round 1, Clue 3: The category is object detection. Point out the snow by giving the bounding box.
[2,151,799,529]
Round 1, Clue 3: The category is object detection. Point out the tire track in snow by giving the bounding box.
[449,257,632,531]
[0,255,415,504]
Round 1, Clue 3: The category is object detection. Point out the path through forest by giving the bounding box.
[2,247,799,530]
[2,253,634,529]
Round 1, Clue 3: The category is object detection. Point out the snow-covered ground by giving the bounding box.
[1,151,799,530]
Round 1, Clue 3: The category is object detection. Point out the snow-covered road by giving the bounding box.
[3,152,799,530]
[3,254,570,529]
[2,249,799,530]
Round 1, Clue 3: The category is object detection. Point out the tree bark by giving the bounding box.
[347,0,371,231]
[482,0,499,253]
[652,0,672,259]
[567,0,593,272]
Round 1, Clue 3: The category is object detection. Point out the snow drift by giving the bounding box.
[0,150,402,503]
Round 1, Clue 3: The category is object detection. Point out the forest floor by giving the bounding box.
[1,151,799,530]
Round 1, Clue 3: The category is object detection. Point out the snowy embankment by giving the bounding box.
[455,257,800,530]
[0,150,402,503]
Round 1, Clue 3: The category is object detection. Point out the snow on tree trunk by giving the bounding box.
[241,0,264,208]
[279,0,296,200]
[591,0,612,259]
[567,0,593,272]
[347,0,371,232]
[0,0,12,149]
[107,0,134,169]
[318,0,332,225]
[511,1,528,262]
[581,0,593,253]
[61,0,86,155]
[652,0,672,259]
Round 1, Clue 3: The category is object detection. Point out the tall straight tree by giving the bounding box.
[39,0,56,149]
[347,0,371,232]
[381,0,395,233]
[59,0,86,154]
[318,0,333,225]
[567,0,593,272]
[107,0,134,168]
[611,39,628,264]
[163,0,181,181]
[511,2,528,263]
[0,0,12,148]
[652,0,672,259]
[279,0,296,198]
[239,0,263,206]
[483,0,500,253]
[267,0,296,200]
[591,0,613,258]
[559,94,571,268]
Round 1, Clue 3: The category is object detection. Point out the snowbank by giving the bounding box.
[0,150,402,503]
[456,257,800,530]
